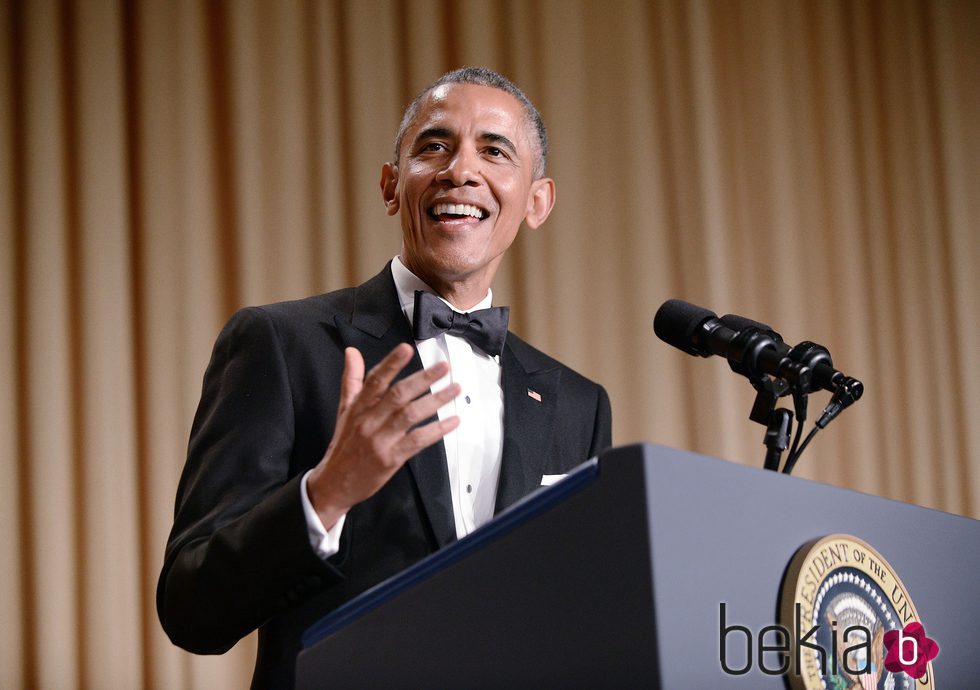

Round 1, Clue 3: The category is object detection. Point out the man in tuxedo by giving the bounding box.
[158,67,611,688]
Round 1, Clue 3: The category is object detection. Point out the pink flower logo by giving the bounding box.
[883,622,939,679]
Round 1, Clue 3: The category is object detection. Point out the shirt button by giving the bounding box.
[465,395,471,404]
[466,484,472,493]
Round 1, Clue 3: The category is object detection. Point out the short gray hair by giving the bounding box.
[392,67,548,178]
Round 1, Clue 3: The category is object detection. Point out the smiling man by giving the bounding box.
[158,67,612,688]
[381,78,554,308]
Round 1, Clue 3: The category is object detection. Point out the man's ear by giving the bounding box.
[380,163,400,216]
[524,177,556,229]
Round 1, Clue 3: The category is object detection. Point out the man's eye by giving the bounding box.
[486,147,503,157]
[422,142,446,152]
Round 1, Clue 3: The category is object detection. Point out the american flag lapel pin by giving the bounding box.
[527,388,542,402]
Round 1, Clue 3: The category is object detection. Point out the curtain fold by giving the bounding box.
[3,0,978,686]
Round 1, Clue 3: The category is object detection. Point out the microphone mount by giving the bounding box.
[654,299,864,474]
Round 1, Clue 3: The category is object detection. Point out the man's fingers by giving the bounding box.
[380,382,461,434]
[352,346,450,422]
[393,415,461,457]
[372,360,451,414]
[359,343,416,401]
[339,347,365,412]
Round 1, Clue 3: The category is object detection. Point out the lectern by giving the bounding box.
[297,444,979,688]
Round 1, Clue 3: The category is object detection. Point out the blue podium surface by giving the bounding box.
[297,443,979,689]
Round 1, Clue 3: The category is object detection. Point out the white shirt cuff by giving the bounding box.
[300,470,346,560]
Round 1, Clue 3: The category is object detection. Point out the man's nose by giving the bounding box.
[435,147,480,187]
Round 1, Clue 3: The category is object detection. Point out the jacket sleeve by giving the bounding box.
[156,307,345,654]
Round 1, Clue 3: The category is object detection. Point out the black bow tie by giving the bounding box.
[412,290,509,357]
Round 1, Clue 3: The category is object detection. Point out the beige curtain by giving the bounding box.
[2,0,978,686]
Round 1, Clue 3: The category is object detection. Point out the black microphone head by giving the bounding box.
[720,313,781,341]
[653,299,718,356]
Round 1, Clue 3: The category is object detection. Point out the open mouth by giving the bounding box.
[428,202,488,223]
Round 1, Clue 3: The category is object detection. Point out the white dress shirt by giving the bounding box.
[301,257,505,558]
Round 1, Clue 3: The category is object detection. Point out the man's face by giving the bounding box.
[381,83,554,302]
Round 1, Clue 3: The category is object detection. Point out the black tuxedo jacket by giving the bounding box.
[157,265,612,688]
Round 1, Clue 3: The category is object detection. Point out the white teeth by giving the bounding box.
[432,203,484,220]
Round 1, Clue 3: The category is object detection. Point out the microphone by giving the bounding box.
[654,299,863,396]
[654,298,865,473]
[653,299,811,389]
[719,313,848,394]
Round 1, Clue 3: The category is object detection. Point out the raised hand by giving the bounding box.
[306,343,460,529]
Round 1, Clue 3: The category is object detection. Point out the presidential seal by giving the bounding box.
[779,534,936,690]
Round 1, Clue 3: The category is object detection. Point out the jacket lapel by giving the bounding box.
[333,266,457,549]
[495,337,562,514]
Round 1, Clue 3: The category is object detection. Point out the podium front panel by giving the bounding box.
[298,444,980,688]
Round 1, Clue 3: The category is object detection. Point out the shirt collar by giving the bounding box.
[390,255,493,325]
